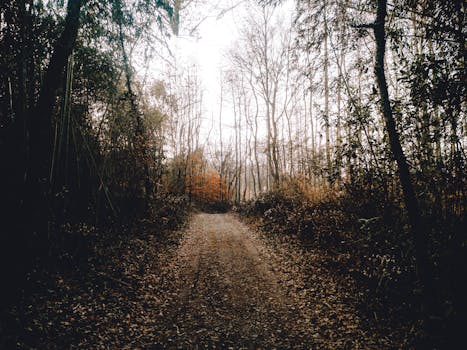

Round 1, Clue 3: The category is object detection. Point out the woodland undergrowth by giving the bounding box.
[0,195,190,349]
[237,177,465,349]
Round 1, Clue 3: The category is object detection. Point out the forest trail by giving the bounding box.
[158,213,381,349]
[168,213,293,347]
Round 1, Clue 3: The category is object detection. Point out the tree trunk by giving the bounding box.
[336,3,346,185]
[323,0,331,178]
[270,83,280,187]
[171,0,181,35]
[219,77,224,202]
[309,75,315,185]
[27,0,82,247]
[248,72,262,194]
[116,1,151,205]
[373,0,432,304]
[1,0,37,304]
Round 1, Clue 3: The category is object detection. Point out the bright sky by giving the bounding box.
[144,0,295,146]
[174,1,244,136]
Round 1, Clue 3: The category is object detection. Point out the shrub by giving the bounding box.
[237,179,418,314]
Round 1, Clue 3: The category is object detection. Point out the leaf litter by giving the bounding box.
[1,213,409,349]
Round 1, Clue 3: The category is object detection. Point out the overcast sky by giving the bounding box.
[177,14,233,136]
[169,1,294,143]
[133,0,296,152]
[174,0,246,137]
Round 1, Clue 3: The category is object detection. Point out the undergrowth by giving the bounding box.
[237,178,465,349]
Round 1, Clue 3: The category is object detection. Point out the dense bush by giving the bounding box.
[38,194,191,276]
[239,184,348,245]
[148,194,191,230]
[240,184,414,286]
[195,200,232,213]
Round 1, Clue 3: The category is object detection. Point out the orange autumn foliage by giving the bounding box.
[187,169,230,204]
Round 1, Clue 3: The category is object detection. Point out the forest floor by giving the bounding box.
[1,213,407,349]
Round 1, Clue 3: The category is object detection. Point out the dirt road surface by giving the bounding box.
[154,213,381,349]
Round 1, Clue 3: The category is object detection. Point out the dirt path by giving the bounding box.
[156,213,382,349]
[165,213,296,348]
